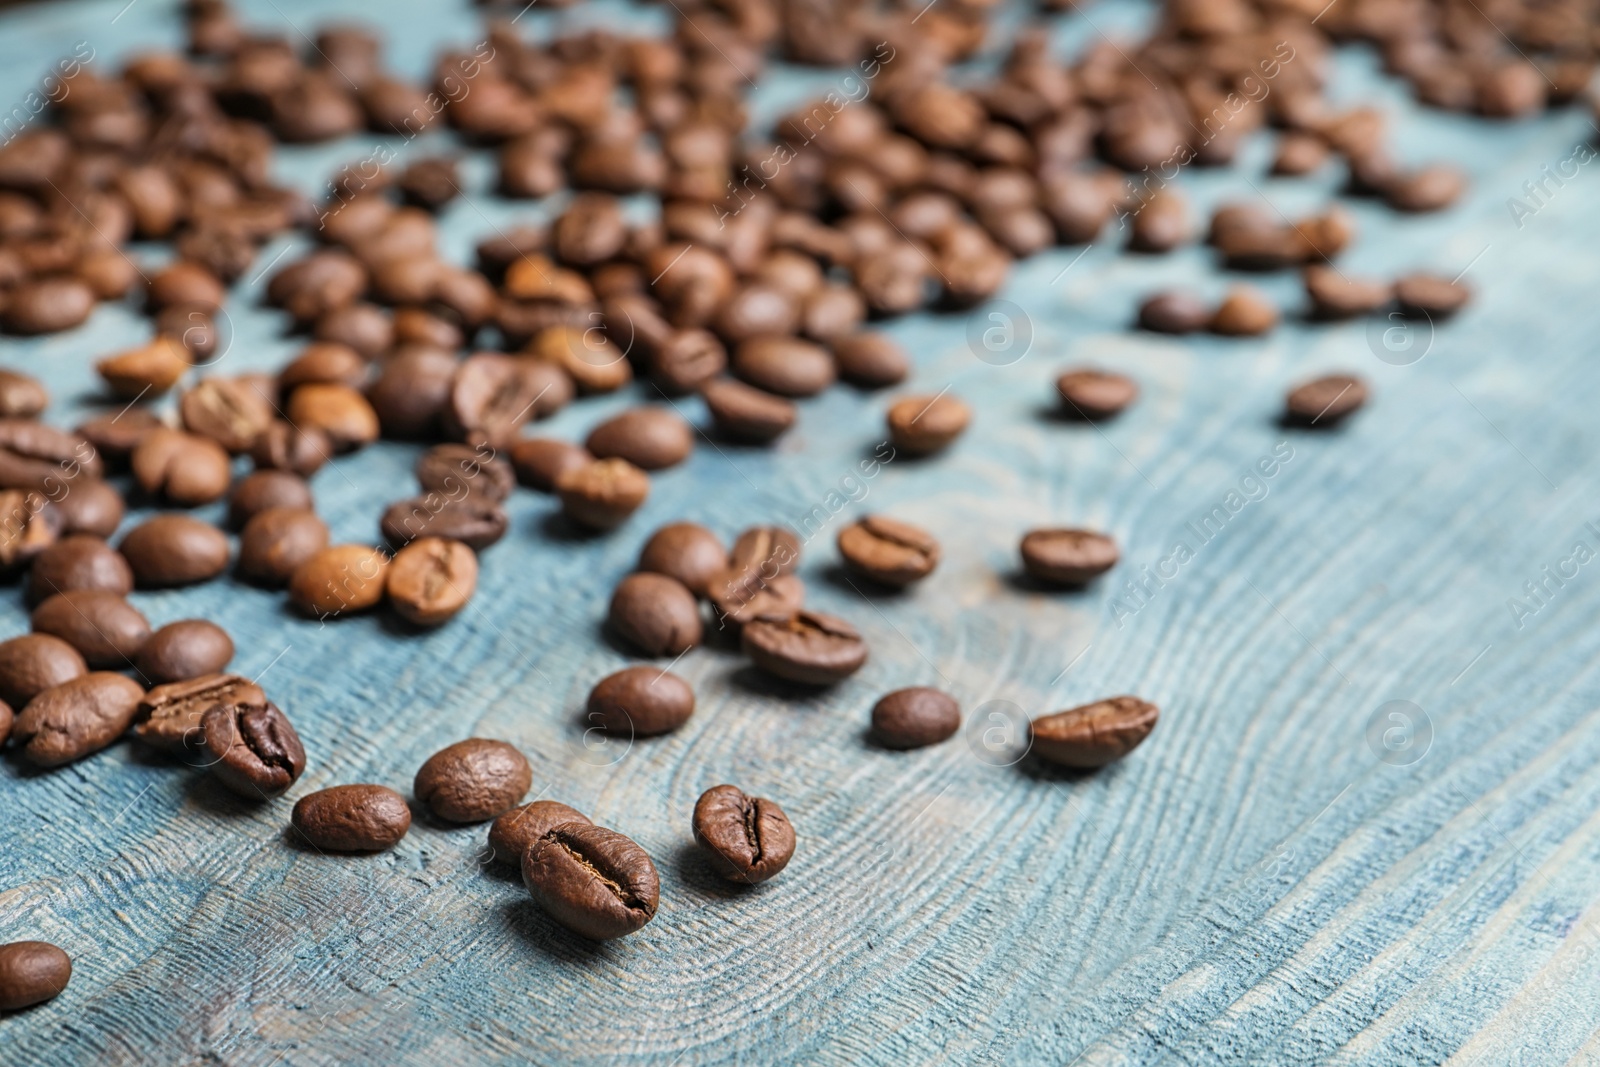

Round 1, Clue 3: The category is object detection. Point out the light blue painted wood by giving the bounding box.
[2,2,1600,1064]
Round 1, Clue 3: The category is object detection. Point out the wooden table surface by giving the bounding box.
[4,1,1600,1064]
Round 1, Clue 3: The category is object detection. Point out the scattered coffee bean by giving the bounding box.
[119,515,230,588]
[289,544,390,618]
[96,337,190,399]
[52,479,125,540]
[0,420,102,490]
[31,591,150,668]
[133,673,262,754]
[708,570,805,630]
[75,409,161,470]
[1138,290,1214,334]
[12,671,144,766]
[729,525,801,581]
[202,697,306,799]
[1304,266,1392,319]
[732,336,837,397]
[25,535,133,607]
[381,495,507,551]
[556,457,650,530]
[180,377,276,454]
[1030,695,1159,768]
[489,800,590,866]
[0,634,86,710]
[136,620,235,685]
[1020,528,1119,586]
[832,333,909,388]
[1385,164,1466,213]
[0,489,57,572]
[887,393,970,456]
[414,738,532,823]
[1272,132,1329,176]
[314,305,392,359]
[1127,191,1190,253]
[651,329,727,393]
[837,516,939,587]
[238,507,329,587]
[871,687,961,749]
[131,427,232,506]
[743,611,867,685]
[1210,287,1279,336]
[252,420,333,477]
[510,438,593,493]
[0,941,71,1011]
[587,665,695,736]
[638,522,726,597]
[286,383,380,450]
[1055,368,1138,421]
[1285,373,1369,426]
[368,347,456,440]
[608,572,702,656]
[292,784,412,851]
[228,470,313,529]
[700,378,796,444]
[386,537,477,626]
[4,276,94,335]
[522,822,659,940]
[0,369,46,418]
[1395,272,1470,318]
[692,783,796,884]
[584,407,693,471]
[416,444,514,502]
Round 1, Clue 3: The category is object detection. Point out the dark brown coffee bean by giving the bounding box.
[1210,287,1278,336]
[368,347,457,439]
[31,591,150,669]
[289,544,389,618]
[1020,528,1119,586]
[701,378,796,444]
[832,333,909,389]
[148,261,225,314]
[386,537,477,626]
[692,783,796,884]
[12,671,144,766]
[743,611,867,685]
[510,438,592,493]
[227,470,312,529]
[133,673,262,753]
[1286,374,1369,426]
[446,353,563,445]
[1055,368,1138,420]
[75,410,162,470]
[887,393,970,456]
[837,516,939,587]
[1304,266,1392,319]
[314,303,393,359]
[251,420,332,477]
[119,515,230,588]
[1128,191,1190,253]
[651,329,726,394]
[0,369,46,418]
[414,738,531,823]
[52,479,125,540]
[238,507,329,586]
[556,458,650,530]
[0,942,72,1010]
[3,276,94,335]
[201,694,305,798]
[522,822,659,940]
[0,634,86,709]
[731,336,837,398]
[1030,695,1159,768]
[489,801,591,866]
[415,444,514,503]
[180,377,275,454]
[708,570,804,630]
[398,156,461,211]
[638,522,725,597]
[292,784,411,851]
[25,535,133,607]
[286,383,379,451]
[587,665,695,737]
[609,572,701,656]
[381,495,507,551]
[0,420,101,491]
[131,428,231,506]
[585,407,693,471]
[1395,273,1470,318]
[135,620,234,685]
[871,687,960,749]
[279,342,368,393]
[713,284,800,346]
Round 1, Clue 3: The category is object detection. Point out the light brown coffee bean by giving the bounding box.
[135,620,234,685]
[131,427,232,506]
[1304,266,1392,319]
[286,383,379,450]
[1030,695,1159,768]
[0,633,86,709]
[586,665,695,736]
[386,537,477,626]
[489,801,591,865]
[1395,273,1470,318]
[119,515,230,587]
[608,572,702,656]
[1055,368,1138,420]
[871,687,960,749]
[837,516,939,587]
[292,784,412,851]
[12,671,144,766]
[0,369,46,418]
[638,522,726,597]
[180,377,275,454]
[556,458,650,530]
[887,393,970,456]
[414,738,532,823]
[585,407,693,471]
[832,333,909,389]
[132,673,262,754]
[528,325,632,394]
[692,783,796,884]
[289,544,389,618]
[238,507,329,587]
[1020,528,1119,586]
[31,591,150,668]
[1210,287,1279,336]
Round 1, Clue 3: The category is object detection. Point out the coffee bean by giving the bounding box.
[691,783,796,884]
[556,457,650,531]
[386,536,477,625]
[446,353,568,445]
[289,544,389,618]
[131,428,232,506]
[871,687,960,749]
[381,495,508,551]
[837,516,939,587]
[314,303,392,359]
[368,347,457,439]
[608,572,702,656]
[1395,273,1470,318]
[1030,695,1159,768]
[489,800,591,865]
[148,260,225,313]
[587,665,695,736]
[279,342,368,393]
[96,337,191,399]
[398,156,461,211]
[743,611,867,685]
[650,329,726,394]
[31,591,150,668]
[1020,528,1119,586]
[1055,368,1138,420]
[414,738,532,822]
[292,784,412,852]
[0,698,9,745]
[528,326,631,395]
[708,570,805,629]
[1286,373,1368,426]
[0,941,71,1010]
[585,407,693,471]
[25,535,133,606]
[12,671,144,766]
[522,822,659,939]
[731,337,837,398]
[119,514,230,587]
[252,420,333,477]
[180,377,275,454]
[52,479,125,540]
[133,673,263,754]
[3,276,94,335]
[136,620,234,685]
[1210,287,1278,336]
[887,393,969,456]
[0,633,86,709]
[75,409,162,470]
[1272,132,1329,176]
[509,437,592,492]
[416,444,514,502]
[729,525,801,583]
[1304,266,1392,319]
[0,420,101,490]
[1384,164,1465,213]
[714,284,800,344]
[227,470,312,529]
[1128,190,1190,253]
[0,489,58,572]
[0,369,46,418]
[832,333,909,389]
[700,378,796,444]
[286,383,379,450]
[638,522,725,597]
[238,507,329,586]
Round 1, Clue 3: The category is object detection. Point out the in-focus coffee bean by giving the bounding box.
[134,673,264,754]
[0,633,86,709]
[386,536,477,626]
[12,671,145,766]
[292,784,412,851]
[136,620,235,684]
[1030,696,1159,768]
[587,665,695,736]
[692,783,796,884]
[522,822,659,939]
[31,591,150,668]
[489,800,590,866]
[119,515,231,587]
[0,941,71,1011]
[743,611,867,685]
[1020,528,1119,586]
[202,698,306,798]
[414,738,532,823]
[871,687,961,749]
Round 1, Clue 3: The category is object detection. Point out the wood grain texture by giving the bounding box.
[4,1,1600,1063]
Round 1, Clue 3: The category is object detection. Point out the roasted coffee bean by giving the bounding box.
[398,156,461,211]
[0,489,57,572]
[238,507,329,587]
[314,303,393,359]
[394,308,464,350]
[0,420,101,491]
[510,438,593,493]
[1020,528,1119,586]
[701,378,796,444]
[1030,696,1159,768]
[743,611,867,685]
[203,698,306,799]
[414,738,532,823]
[871,687,960,749]
[730,337,837,399]
[52,479,125,539]
[522,822,659,940]
[0,634,86,709]
[1385,164,1466,213]
[528,326,631,395]
[584,407,693,471]
[286,383,379,450]
[136,620,234,685]
[638,522,725,597]
[25,535,133,606]
[0,697,9,745]
[386,537,477,626]
[289,544,389,618]
[1055,368,1138,420]
[1210,287,1278,336]
[446,353,569,445]
[650,329,727,394]
[489,800,591,865]
[148,261,224,313]
[1395,273,1470,318]
[416,444,514,502]
[1285,374,1369,426]
[608,572,701,656]
[708,570,804,630]
[801,284,866,343]
[133,673,263,754]
[292,784,411,851]
[181,377,275,454]
[714,284,800,344]
[96,337,190,399]
[251,420,333,477]
[3,276,94,335]
[279,342,368,392]
[227,471,312,530]
[587,665,695,736]
[832,333,909,389]
[556,458,650,531]
[0,941,71,1011]
[119,515,230,588]
[692,783,796,884]
[1127,191,1190,253]
[381,495,507,551]
[837,516,939,587]
[131,428,232,506]
[75,409,162,470]
[1272,132,1329,176]
[887,393,969,456]
[1304,266,1392,319]
[154,303,220,363]
[368,347,457,439]
[729,527,801,585]
[12,671,144,766]
[0,369,46,418]
[31,591,150,668]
